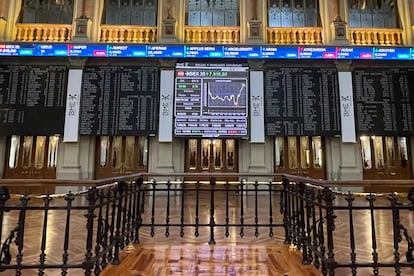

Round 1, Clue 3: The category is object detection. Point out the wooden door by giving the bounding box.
[361,136,412,181]
[274,136,326,180]
[95,136,148,179]
[185,139,238,179]
[4,135,59,194]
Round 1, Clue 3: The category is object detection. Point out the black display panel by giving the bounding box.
[0,65,67,135]
[265,67,341,136]
[174,63,249,138]
[353,68,414,135]
[79,65,159,136]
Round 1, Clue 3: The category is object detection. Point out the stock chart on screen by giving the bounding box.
[174,63,249,138]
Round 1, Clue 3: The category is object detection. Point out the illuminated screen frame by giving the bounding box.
[174,62,249,138]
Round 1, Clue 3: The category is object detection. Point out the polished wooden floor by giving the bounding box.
[100,204,414,276]
[99,187,322,276]
[100,242,321,276]
[1,189,414,275]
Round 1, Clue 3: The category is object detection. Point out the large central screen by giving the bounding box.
[174,63,249,138]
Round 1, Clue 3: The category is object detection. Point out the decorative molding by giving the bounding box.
[331,16,350,45]
[248,60,264,71]
[159,58,177,69]
[72,16,92,42]
[68,58,87,69]
[161,17,177,42]
[247,20,263,43]
[334,60,352,72]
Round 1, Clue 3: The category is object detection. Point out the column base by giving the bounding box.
[247,20,263,43]
[72,16,92,42]
[160,17,177,43]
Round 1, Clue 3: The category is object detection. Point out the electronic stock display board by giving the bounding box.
[1,43,414,60]
[174,63,249,138]
[265,67,341,136]
[79,65,159,136]
[0,65,67,135]
[353,68,414,135]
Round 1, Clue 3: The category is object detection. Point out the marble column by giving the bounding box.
[152,59,176,174]
[246,60,270,177]
[334,61,362,183]
[56,58,87,182]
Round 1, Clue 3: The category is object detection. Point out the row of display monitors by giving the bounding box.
[1,43,414,60]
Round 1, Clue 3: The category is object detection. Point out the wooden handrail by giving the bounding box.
[1,172,413,191]
[0,173,144,187]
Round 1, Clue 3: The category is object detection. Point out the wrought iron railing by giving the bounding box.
[282,175,414,276]
[136,177,283,245]
[0,175,145,275]
[0,174,413,275]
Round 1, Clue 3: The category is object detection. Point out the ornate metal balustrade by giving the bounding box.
[184,26,240,44]
[283,175,414,276]
[266,27,323,44]
[100,25,157,43]
[136,178,283,245]
[0,175,144,275]
[348,28,403,45]
[15,23,72,42]
[0,174,413,275]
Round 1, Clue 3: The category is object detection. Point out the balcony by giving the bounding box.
[267,27,323,44]
[348,28,403,45]
[15,23,72,42]
[100,25,157,43]
[184,26,240,44]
